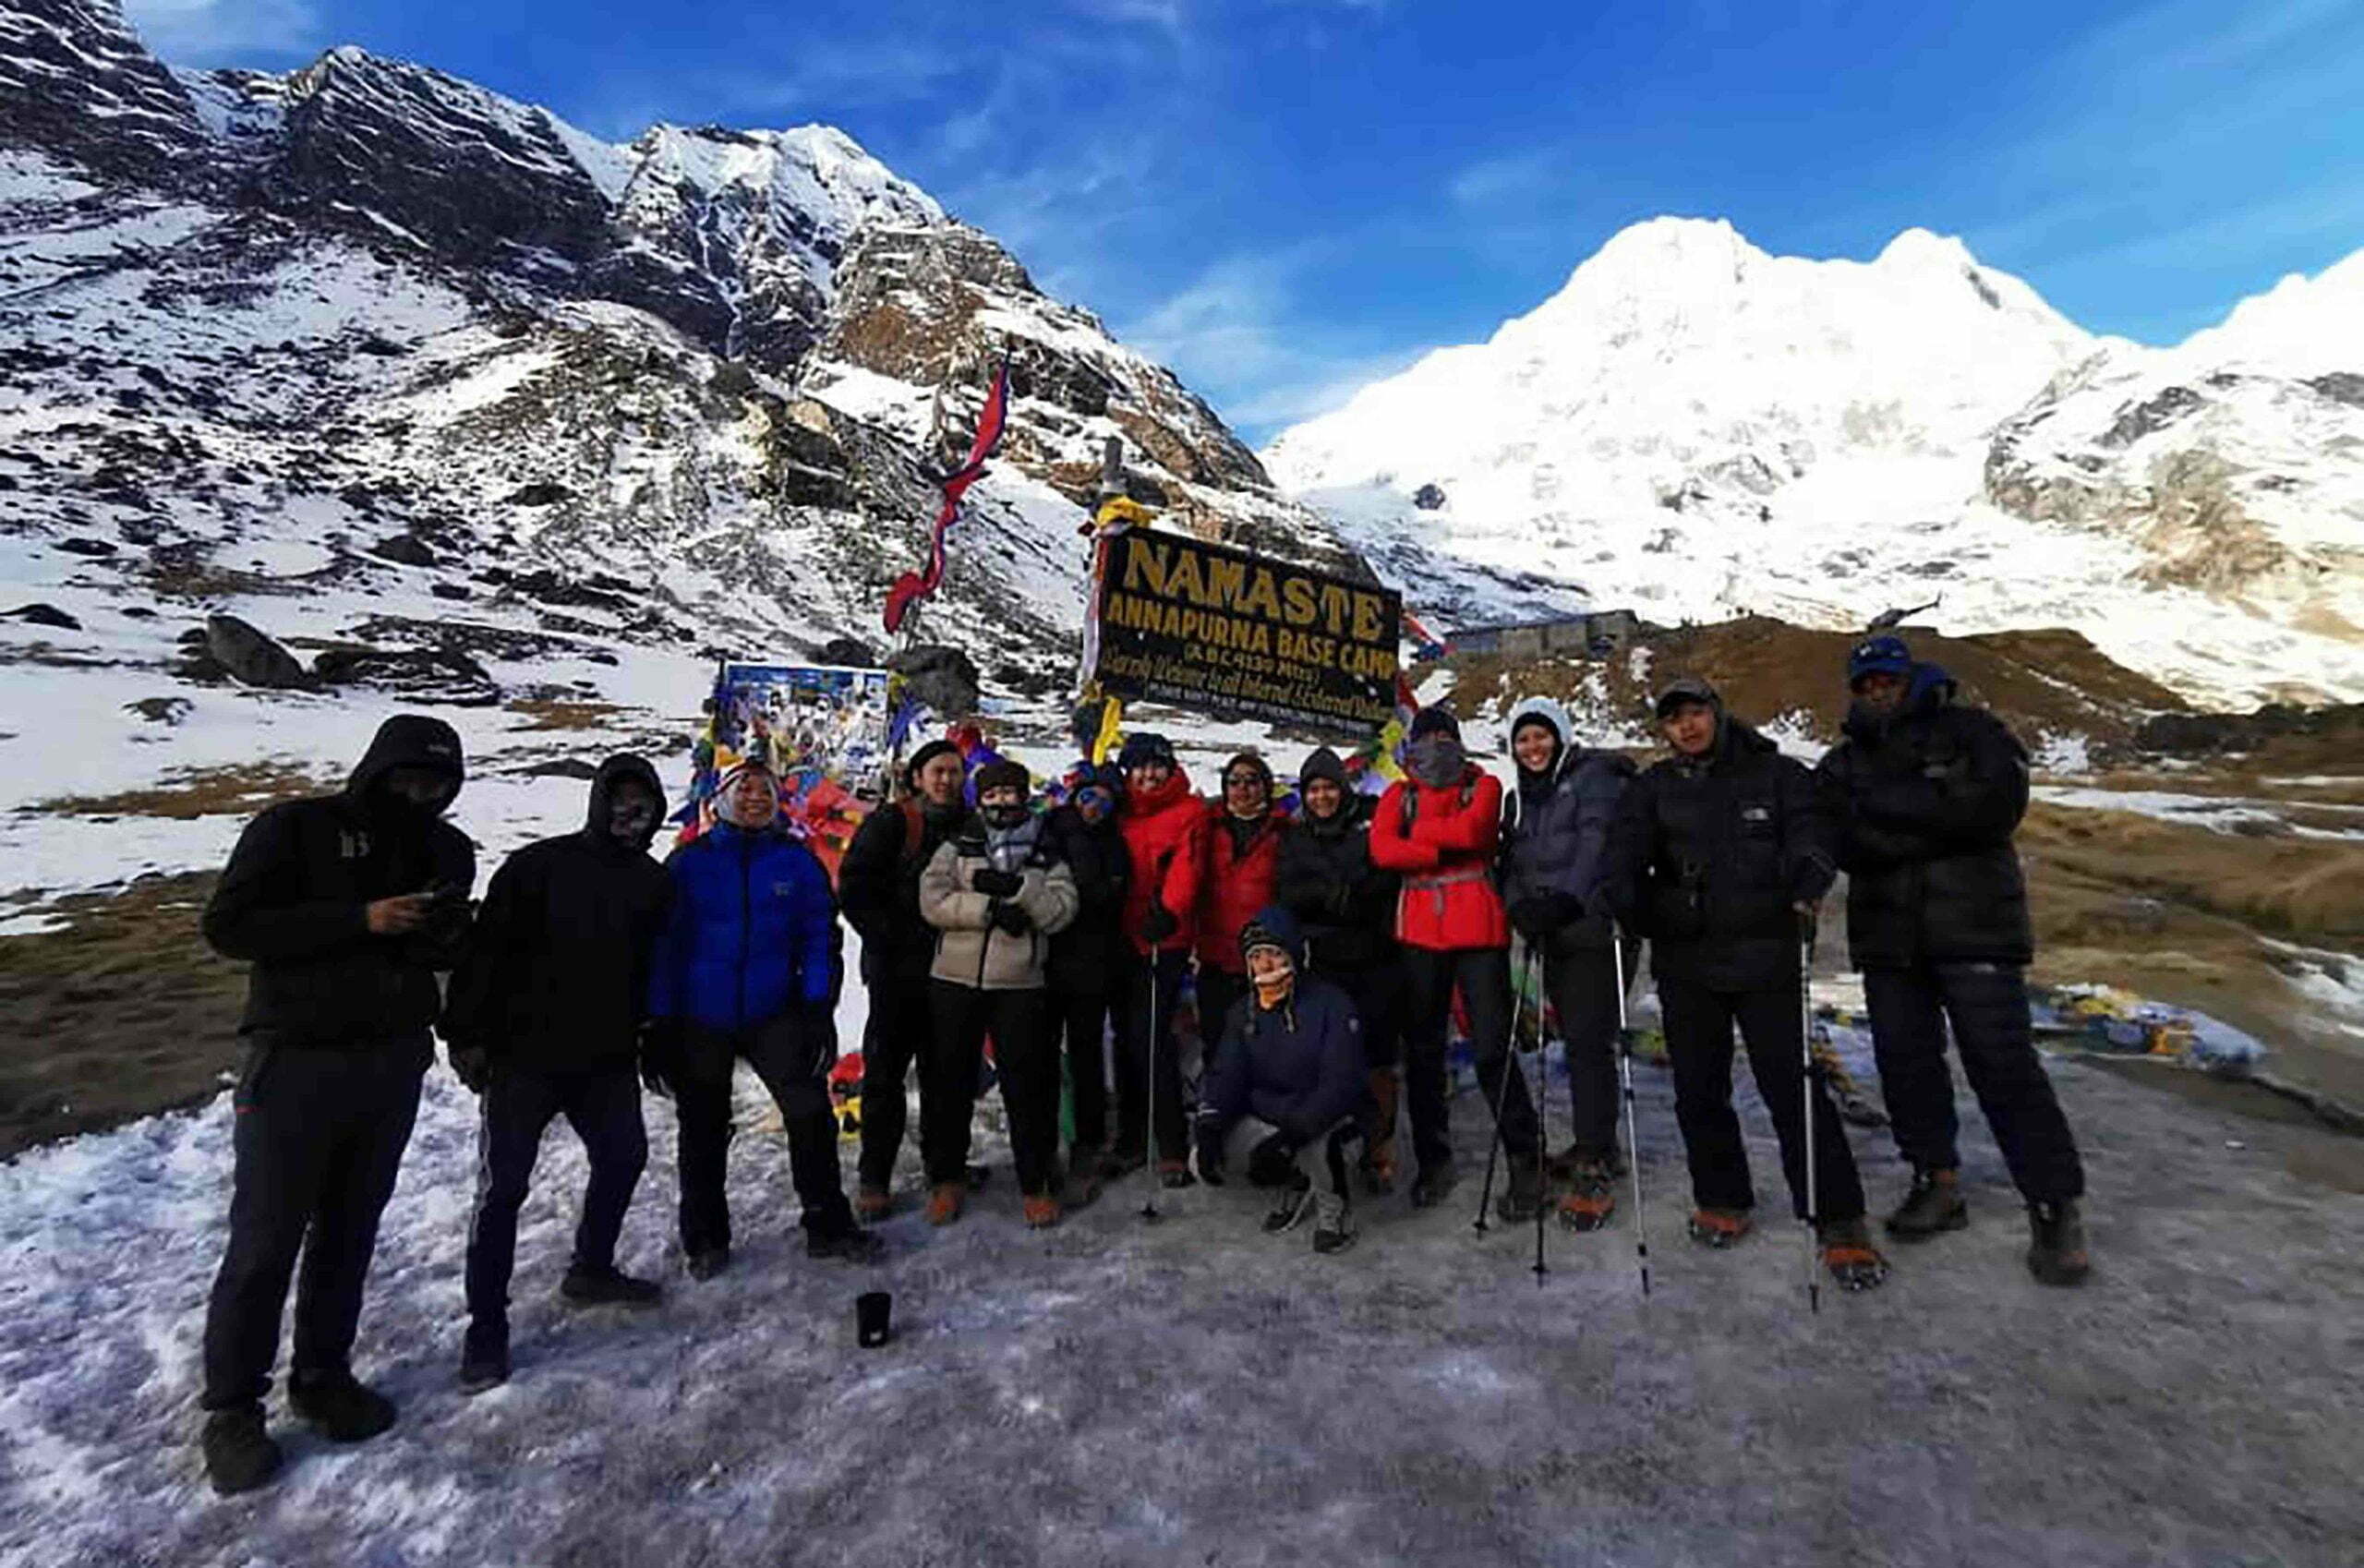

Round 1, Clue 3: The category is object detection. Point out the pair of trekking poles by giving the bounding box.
[1474,920,1825,1310]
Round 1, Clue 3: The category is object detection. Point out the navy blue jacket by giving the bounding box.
[647,823,841,1032]
[1201,971,1369,1146]
[1501,748,1634,947]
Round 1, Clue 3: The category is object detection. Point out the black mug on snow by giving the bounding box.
[856,1291,892,1348]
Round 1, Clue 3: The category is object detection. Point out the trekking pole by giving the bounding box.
[1141,939,1163,1223]
[1799,915,1820,1314]
[1531,947,1550,1285]
[1472,947,1530,1234]
[1612,927,1650,1299]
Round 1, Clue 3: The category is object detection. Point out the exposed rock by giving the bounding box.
[311,644,501,706]
[429,582,471,601]
[887,643,981,718]
[2134,703,2364,757]
[1413,484,1447,512]
[125,695,192,725]
[814,636,877,668]
[57,537,119,557]
[505,481,573,507]
[6,603,82,631]
[203,613,312,689]
[368,534,437,567]
[0,0,208,185]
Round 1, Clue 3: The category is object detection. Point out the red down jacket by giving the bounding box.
[1369,767,1510,952]
[1119,771,1211,955]
[1196,811,1288,975]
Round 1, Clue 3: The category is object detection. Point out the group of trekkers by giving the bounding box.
[189,633,2093,1495]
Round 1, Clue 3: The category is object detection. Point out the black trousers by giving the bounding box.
[464,1065,647,1327]
[1197,966,1248,1065]
[201,1038,428,1410]
[1113,947,1190,1164]
[674,1014,854,1253]
[856,965,933,1192]
[1049,984,1114,1153]
[1330,961,1403,1069]
[1401,946,1532,1171]
[1537,935,1637,1160]
[1659,978,1865,1222]
[1863,960,2085,1202]
[925,983,1059,1194]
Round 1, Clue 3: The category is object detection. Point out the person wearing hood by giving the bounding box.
[917,760,1080,1226]
[1602,679,1888,1291]
[1043,761,1131,1203]
[644,758,877,1281]
[1111,731,1211,1187]
[1817,636,2089,1285]
[1192,908,1369,1256]
[1274,746,1404,1192]
[1369,706,1538,1216]
[838,738,970,1218]
[196,715,474,1495]
[1498,697,1639,1231]
[1195,751,1289,1052]
[440,754,674,1394]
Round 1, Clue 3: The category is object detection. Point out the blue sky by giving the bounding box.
[125,0,2364,443]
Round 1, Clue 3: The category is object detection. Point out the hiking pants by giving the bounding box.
[201,1036,428,1409]
[1196,967,1248,1072]
[464,1065,646,1327]
[925,982,1059,1195]
[1659,978,1864,1222]
[1401,945,1533,1172]
[1113,947,1191,1164]
[674,1013,854,1254]
[1050,983,1115,1155]
[856,961,934,1192]
[1222,1115,1358,1199]
[1863,960,2085,1202]
[1538,935,1638,1162]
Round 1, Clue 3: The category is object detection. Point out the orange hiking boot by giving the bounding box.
[924,1183,965,1226]
[1686,1208,1753,1248]
[1818,1218,1891,1292]
[1556,1162,1617,1232]
[854,1186,893,1222]
[1022,1193,1063,1229]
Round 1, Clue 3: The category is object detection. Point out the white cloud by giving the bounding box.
[1448,148,1561,208]
[119,0,325,65]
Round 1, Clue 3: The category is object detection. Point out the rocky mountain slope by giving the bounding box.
[1268,218,2364,707]
[0,0,1379,703]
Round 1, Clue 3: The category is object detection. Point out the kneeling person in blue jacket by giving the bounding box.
[1193,907,1369,1255]
[645,759,877,1276]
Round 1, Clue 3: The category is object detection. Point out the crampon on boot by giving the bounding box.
[1556,1161,1617,1232]
[1686,1208,1753,1248]
[1818,1218,1891,1291]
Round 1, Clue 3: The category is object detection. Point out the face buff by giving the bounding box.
[1248,947,1297,1008]
[1404,735,1465,789]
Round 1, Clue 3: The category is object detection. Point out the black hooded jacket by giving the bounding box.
[1043,801,1131,992]
[202,715,475,1044]
[440,754,675,1072]
[838,794,968,980]
[1602,714,1836,989]
[1274,793,1399,975]
[1816,666,2034,968]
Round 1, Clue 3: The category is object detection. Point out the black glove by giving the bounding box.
[1141,903,1180,946]
[971,866,1023,899]
[1247,1130,1301,1188]
[638,1019,683,1099]
[1194,1119,1228,1186]
[800,1002,840,1076]
[990,901,1032,935]
[447,1043,490,1094]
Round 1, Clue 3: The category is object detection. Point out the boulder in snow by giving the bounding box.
[887,644,981,718]
[203,614,312,690]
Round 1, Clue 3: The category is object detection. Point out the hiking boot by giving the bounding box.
[1022,1192,1064,1229]
[1495,1153,1544,1224]
[2026,1199,2091,1286]
[1158,1158,1198,1190]
[287,1369,396,1443]
[1263,1173,1317,1233]
[925,1183,966,1226]
[1818,1217,1891,1291]
[1063,1150,1104,1210]
[1556,1161,1617,1232]
[854,1185,894,1222]
[200,1405,282,1495]
[1885,1167,1968,1241]
[807,1227,884,1264]
[1362,1069,1401,1195]
[1408,1160,1458,1210]
[1312,1189,1357,1255]
[458,1321,510,1395]
[1686,1208,1753,1248]
[1359,1140,1398,1197]
[1099,1146,1147,1181]
[685,1246,731,1281]
[561,1263,663,1309]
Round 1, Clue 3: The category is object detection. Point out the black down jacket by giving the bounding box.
[1043,802,1131,994]
[838,796,967,982]
[1817,666,2035,969]
[1602,717,1836,990]
[202,714,475,1044]
[440,754,675,1072]
[1499,709,1634,948]
[1273,795,1399,976]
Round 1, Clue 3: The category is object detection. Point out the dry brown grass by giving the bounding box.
[506,696,628,731]
[2019,801,2364,943]
[30,761,323,820]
